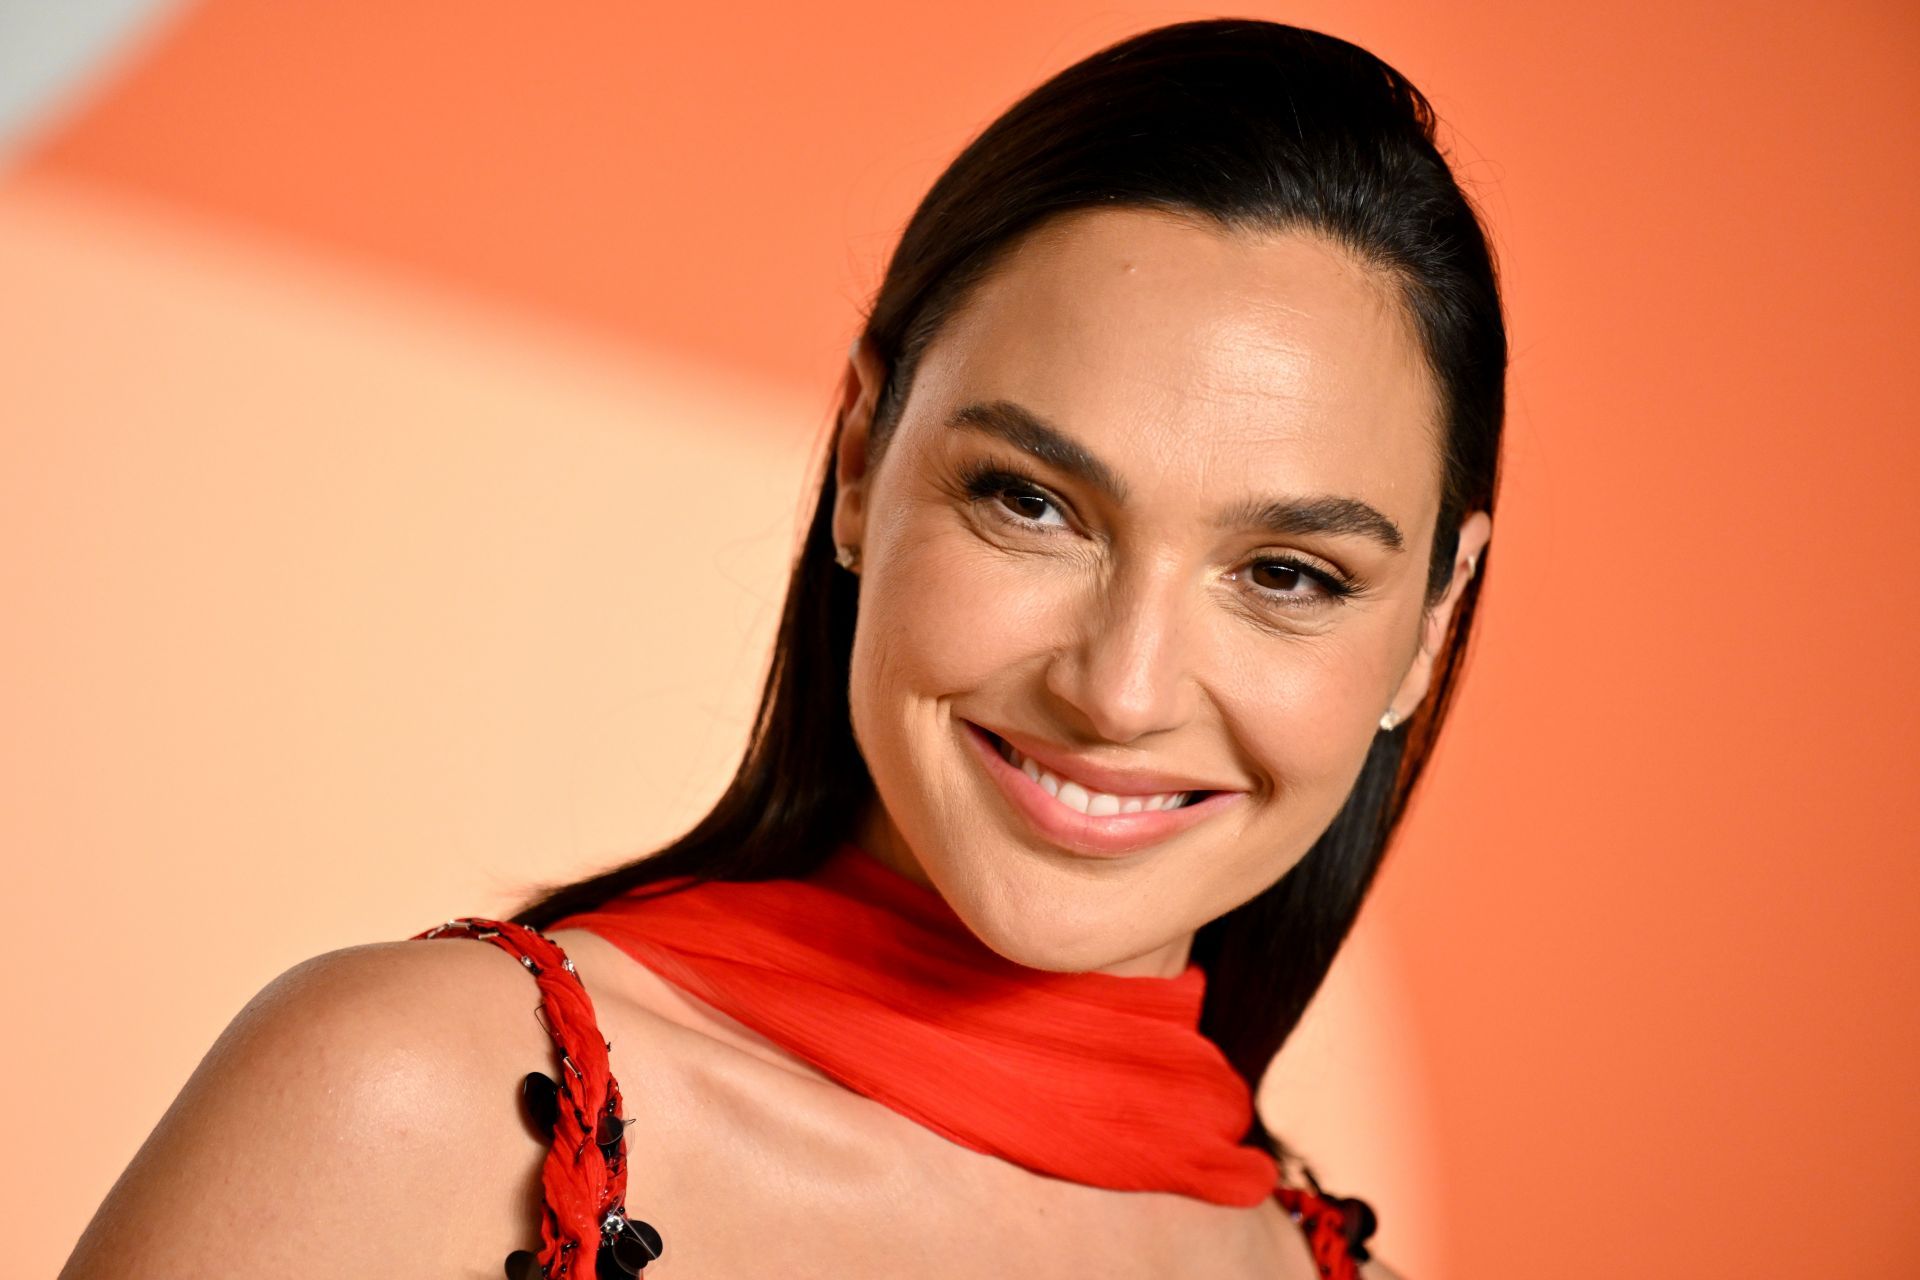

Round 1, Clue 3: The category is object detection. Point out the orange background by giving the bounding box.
[7,3,1917,1277]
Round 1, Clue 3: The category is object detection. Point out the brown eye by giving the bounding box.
[1250,561,1308,593]
[960,463,1073,531]
[1001,490,1056,522]
[1237,557,1353,608]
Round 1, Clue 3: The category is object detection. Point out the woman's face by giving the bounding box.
[834,207,1489,977]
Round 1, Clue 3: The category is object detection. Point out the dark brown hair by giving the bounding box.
[517,17,1505,1158]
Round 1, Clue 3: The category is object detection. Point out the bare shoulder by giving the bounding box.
[59,937,560,1279]
[1362,1257,1407,1280]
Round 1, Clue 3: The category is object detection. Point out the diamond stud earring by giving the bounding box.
[834,543,861,573]
[1378,708,1401,732]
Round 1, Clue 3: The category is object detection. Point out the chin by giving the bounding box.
[966,915,1121,974]
[924,845,1188,976]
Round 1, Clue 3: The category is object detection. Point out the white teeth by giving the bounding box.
[994,736,1190,816]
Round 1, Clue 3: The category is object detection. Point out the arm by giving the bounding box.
[58,938,558,1278]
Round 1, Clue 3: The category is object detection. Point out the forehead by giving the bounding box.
[912,207,1444,530]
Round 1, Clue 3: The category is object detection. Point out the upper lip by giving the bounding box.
[972,721,1242,798]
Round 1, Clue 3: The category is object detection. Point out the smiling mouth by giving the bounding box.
[980,729,1214,816]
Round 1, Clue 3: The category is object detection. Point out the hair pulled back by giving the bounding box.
[518,18,1505,1157]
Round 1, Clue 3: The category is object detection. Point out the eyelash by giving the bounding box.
[956,460,1357,608]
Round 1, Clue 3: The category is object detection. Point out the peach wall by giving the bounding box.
[2,164,1443,1276]
[7,2,1918,1277]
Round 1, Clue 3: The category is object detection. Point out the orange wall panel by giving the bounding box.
[9,2,1919,1276]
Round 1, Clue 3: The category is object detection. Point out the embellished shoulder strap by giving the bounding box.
[413,918,663,1279]
[1274,1154,1379,1280]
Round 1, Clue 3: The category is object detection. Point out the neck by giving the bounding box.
[552,836,1277,1204]
[852,796,1197,979]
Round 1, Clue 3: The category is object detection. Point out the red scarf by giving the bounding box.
[552,841,1279,1206]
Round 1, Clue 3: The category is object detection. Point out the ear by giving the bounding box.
[831,335,889,559]
[1384,510,1493,724]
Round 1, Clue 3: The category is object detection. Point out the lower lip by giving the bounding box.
[961,720,1243,858]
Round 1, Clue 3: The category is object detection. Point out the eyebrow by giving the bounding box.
[945,399,1405,552]
[1213,494,1404,551]
[949,401,1131,503]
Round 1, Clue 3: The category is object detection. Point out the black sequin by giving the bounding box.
[595,1111,630,1155]
[596,1216,664,1276]
[521,1071,561,1139]
[1331,1194,1378,1262]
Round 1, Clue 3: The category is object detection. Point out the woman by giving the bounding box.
[60,18,1500,1280]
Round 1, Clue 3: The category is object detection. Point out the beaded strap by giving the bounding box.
[414,918,660,1278]
[1274,1178,1376,1279]
[415,916,1363,1279]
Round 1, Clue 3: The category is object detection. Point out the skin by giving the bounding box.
[834,206,1490,979]
[59,207,1467,1279]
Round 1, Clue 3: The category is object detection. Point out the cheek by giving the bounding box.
[854,518,1071,704]
[1183,643,1396,918]
[845,518,1076,854]
[1212,628,1404,806]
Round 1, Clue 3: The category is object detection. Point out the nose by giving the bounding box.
[1042,556,1199,744]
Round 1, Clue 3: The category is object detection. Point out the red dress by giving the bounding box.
[416,917,1376,1280]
